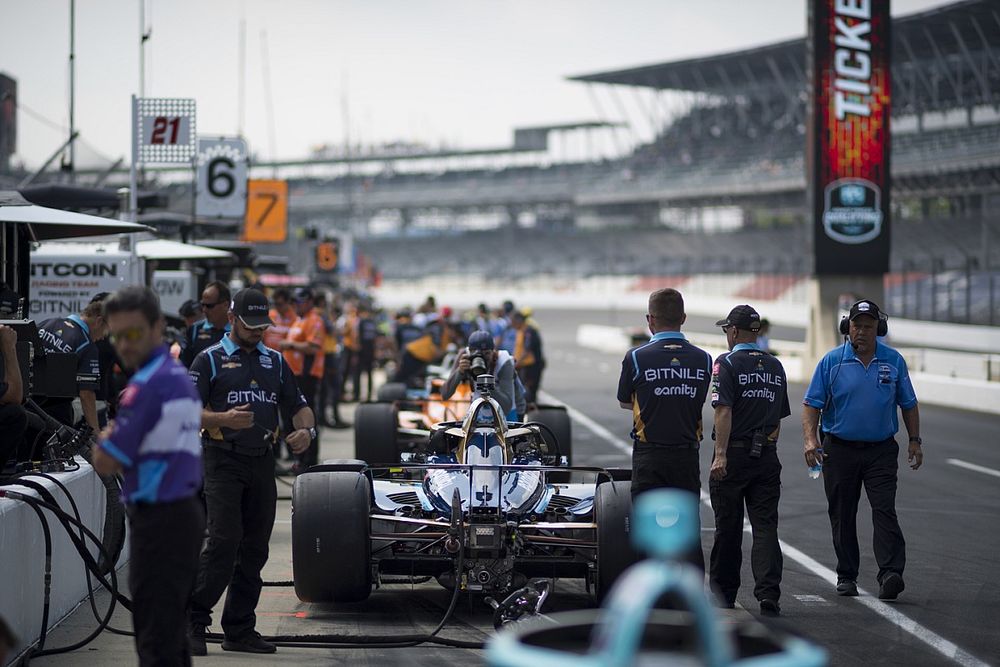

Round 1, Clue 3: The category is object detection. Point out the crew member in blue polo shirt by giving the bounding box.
[709,304,790,617]
[37,296,108,432]
[618,288,712,569]
[180,280,231,368]
[187,288,315,656]
[92,286,204,667]
[802,299,922,601]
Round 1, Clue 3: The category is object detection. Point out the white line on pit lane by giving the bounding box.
[543,389,991,667]
[947,458,1000,479]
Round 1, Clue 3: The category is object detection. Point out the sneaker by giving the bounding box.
[222,631,276,654]
[189,624,207,657]
[836,579,859,596]
[330,421,352,429]
[878,573,905,600]
[759,599,781,617]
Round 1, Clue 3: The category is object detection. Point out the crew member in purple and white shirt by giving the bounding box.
[93,286,204,667]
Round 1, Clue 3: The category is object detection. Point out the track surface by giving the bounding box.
[32,307,998,666]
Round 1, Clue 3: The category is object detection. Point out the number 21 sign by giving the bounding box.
[133,97,196,164]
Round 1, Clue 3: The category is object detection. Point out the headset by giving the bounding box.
[839,299,888,337]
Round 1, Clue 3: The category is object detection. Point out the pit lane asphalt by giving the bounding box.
[31,307,998,666]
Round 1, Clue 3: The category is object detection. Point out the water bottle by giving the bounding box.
[808,448,823,479]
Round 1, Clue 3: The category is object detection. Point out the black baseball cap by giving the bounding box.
[716,305,761,331]
[467,330,495,351]
[848,299,882,321]
[178,299,202,318]
[231,288,273,328]
[292,287,314,303]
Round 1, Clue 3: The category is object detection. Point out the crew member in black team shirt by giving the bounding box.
[709,304,790,617]
[618,288,712,570]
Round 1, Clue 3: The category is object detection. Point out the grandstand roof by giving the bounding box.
[569,0,1000,113]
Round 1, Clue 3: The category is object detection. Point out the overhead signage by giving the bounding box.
[808,0,891,274]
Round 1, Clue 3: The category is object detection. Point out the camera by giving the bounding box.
[469,351,488,375]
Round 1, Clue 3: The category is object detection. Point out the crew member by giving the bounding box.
[91,286,204,667]
[500,311,545,404]
[0,324,27,472]
[709,305,789,617]
[37,296,109,432]
[617,288,711,569]
[354,303,380,402]
[339,302,360,400]
[180,281,231,367]
[179,299,203,328]
[802,299,921,600]
[442,330,525,420]
[278,287,325,468]
[188,288,315,656]
[314,293,348,429]
[393,311,449,385]
[262,288,295,351]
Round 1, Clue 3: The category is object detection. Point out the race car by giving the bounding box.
[354,373,572,474]
[292,375,635,605]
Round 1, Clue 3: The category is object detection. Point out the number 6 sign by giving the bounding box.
[196,138,248,218]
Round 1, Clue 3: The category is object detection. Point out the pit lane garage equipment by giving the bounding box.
[293,374,634,604]
[487,489,828,667]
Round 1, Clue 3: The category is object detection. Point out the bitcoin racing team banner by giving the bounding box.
[808,0,891,275]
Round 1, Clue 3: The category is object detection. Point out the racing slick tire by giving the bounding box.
[376,382,408,402]
[594,480,639,601]
[354,402,399,465]
[527,406,572,482]
[292,471,372,603]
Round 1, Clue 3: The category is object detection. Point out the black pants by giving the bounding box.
[353,349,375,402]
[0,402,28,470]
[823,437,905,583]
[296,374,320,467]
[709,446,782,603]
[393,351,426,385]
[631,443,704,571]
[317,352,343,424]
[130,496,204,667]
[518,363,543,404]
[190,447,277,639]
[340,348,358,398]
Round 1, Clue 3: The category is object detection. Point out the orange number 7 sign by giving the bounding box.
[242,180,288,243]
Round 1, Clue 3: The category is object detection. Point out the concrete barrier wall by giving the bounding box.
[0,459,126,663]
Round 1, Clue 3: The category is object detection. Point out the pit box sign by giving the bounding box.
[196,138,248,219]
[134,98,197,164]
[152,270,196,318]
[807,0,890,275]
[242,179,288,243]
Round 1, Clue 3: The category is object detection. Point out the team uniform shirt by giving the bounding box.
[711,343,791,442]
[263,307,296,350]
[284,308,326,378]
[38,315,101,391]
[189,335,308,454]
[358,316,379,356]
[180,319,230,368]
[617,331,712,446]
[803,341,918,442]
[406,319,450,363]
[97,346,202,504]
[395,321,423,350]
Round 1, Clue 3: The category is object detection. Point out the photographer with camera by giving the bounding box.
[442,330,525,420]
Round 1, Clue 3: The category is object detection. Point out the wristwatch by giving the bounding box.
[908,436,922,445]
[307,427,318,439]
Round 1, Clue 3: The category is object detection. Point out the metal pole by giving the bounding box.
[139,0,145,98]
[68,0,76,182]
[129,95,138,221]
